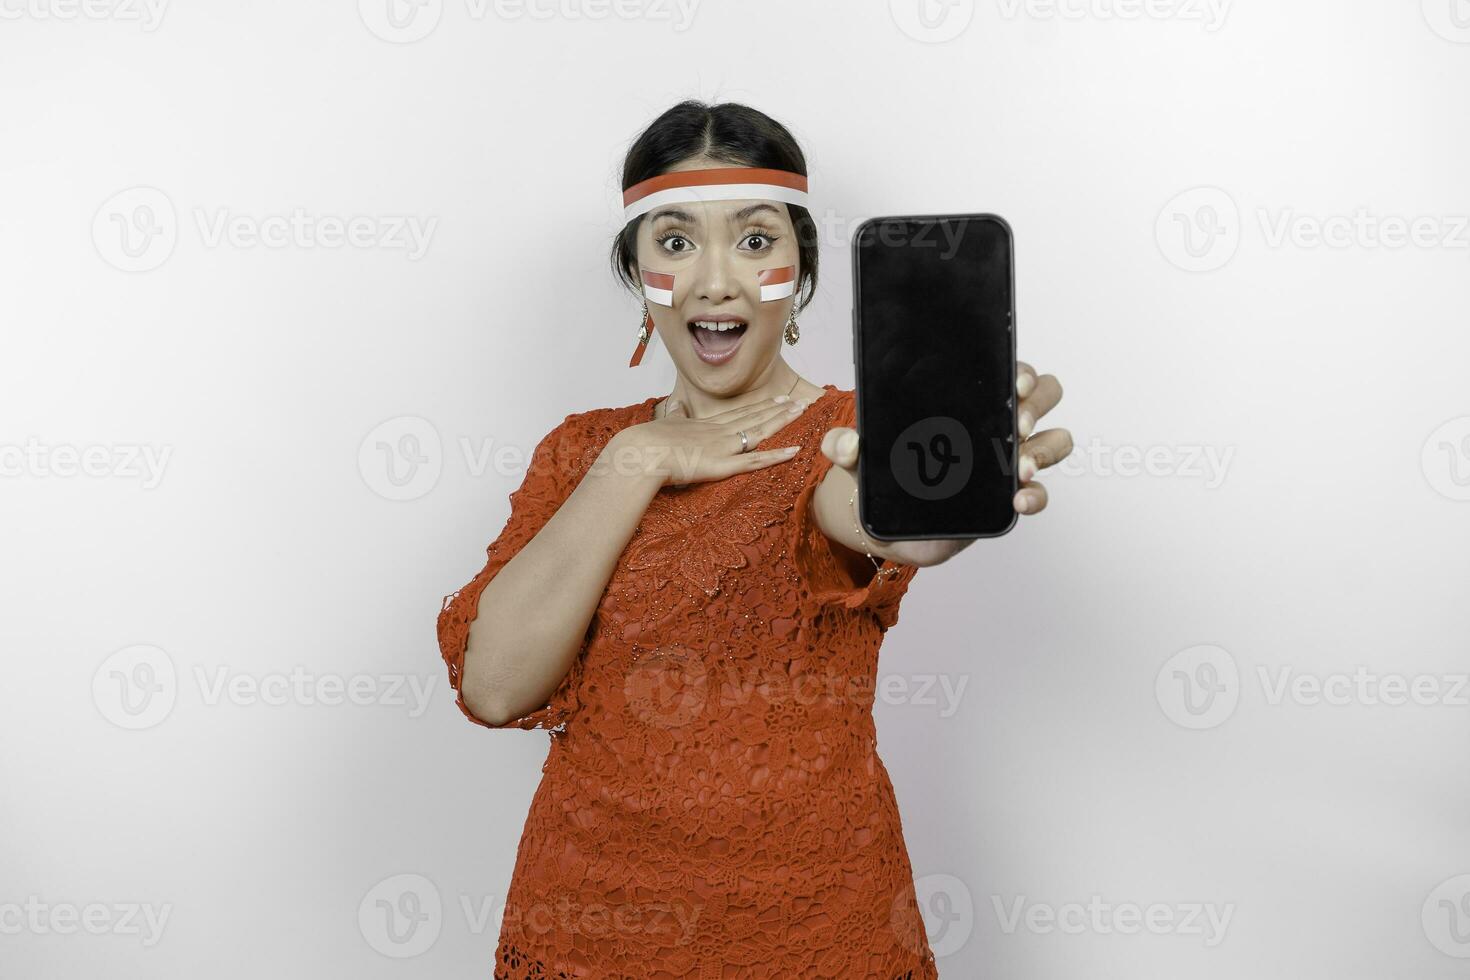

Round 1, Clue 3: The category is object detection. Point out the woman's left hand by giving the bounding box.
[818,360,1071,567]
[1013,360,1071,517]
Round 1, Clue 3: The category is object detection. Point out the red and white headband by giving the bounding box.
[621,166,809,224]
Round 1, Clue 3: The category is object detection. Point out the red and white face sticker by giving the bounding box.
[757,266,795,302]
[641,269,675,306]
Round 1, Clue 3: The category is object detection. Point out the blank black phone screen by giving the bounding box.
[852,214,1016,540]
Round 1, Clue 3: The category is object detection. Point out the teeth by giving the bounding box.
[691,320,745,332]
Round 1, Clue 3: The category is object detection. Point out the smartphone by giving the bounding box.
[851,213,1017,541]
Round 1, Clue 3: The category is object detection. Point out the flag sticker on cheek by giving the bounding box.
[642,269,675,306]
[758,266,796,302]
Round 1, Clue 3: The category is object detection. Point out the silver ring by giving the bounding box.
[737,430,749,453]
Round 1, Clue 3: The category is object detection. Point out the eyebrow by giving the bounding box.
[648,203,781,223]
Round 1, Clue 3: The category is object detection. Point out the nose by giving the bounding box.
[689,238,738,305]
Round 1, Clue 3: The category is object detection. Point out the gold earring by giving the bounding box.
[629,300,654,368]
[784,304,800,346]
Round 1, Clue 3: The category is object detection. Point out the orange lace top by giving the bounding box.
[436,385,937,980]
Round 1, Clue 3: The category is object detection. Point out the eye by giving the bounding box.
[740,232,778,251]
[655,231,693,254]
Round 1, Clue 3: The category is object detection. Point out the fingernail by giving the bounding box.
[1019,412,1034,438]
[1019,457,1036,482]
[1016,494,1029,513]
[781,445,800,454]
[796,398,811,409]
[787,404,801,414]
[1017,374,1034,396]
[839,432,859,455]
[774,394,790,403]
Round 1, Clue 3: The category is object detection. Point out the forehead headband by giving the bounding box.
[621,166,809,224]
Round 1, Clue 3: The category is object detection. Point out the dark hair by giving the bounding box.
[609,100,818,313]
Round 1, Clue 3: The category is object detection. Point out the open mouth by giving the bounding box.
[687,319,748,365]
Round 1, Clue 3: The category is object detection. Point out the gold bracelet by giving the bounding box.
[848,487,904,581]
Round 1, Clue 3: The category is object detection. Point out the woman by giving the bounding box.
[437,100,1071,979]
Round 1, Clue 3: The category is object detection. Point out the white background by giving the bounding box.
[2,0,1468,977]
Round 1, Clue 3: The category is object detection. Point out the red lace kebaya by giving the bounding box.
[437,385,937,979]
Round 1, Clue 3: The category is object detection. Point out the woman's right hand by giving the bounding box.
[602,395,812,488]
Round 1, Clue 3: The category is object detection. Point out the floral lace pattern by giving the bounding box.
[437,385,935,979]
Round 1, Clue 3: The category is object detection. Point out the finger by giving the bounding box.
[1014,480,1048,515]
[1016,361,1036,399]
[1018,374,1062,439]
[728,446,804,475]
[821,426,860,470]
[702,394,804,425]
[723,399,805,431]
[1018,428,1073,481]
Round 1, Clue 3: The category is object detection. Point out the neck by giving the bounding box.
[663,366,809,420]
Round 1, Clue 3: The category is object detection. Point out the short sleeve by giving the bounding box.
[790,391,920,631]
[436,412,590,731]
